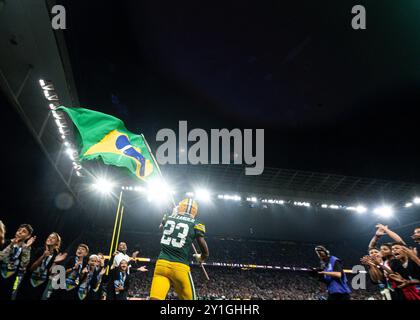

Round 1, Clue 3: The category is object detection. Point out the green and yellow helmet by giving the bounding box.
[178,198,198,217]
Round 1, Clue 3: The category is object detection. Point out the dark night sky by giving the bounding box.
[1,0,420,247]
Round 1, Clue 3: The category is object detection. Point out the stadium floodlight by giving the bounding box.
[321,204,328,208]
[61,134,66,140]
[355,205,367,214]
[373,205,394,218]
[49,103,56,110]
[65,148,73,155]
[134,186,145,192]
[405,202,413,208]
[217,194,223,199]
[52,110,60,119]
[52,111,59,118]
[146,179,173,204]
[246,197,257,203]
[413,197,420,205]
[294,201,310,207]
[92,178,114,194]
[346,205,367,213]
[195,189,211,202]
[65,148,75,157]
[39,79,46,87]
[222,194,241,201]
[329,205,339,209]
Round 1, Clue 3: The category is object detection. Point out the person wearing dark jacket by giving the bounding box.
[78,254,100,300]
[388,243,420,300]
[15,232,66,300]
[107,259,131,300]
[49,243,89,300]
[88,252,107,300]
[0,224,35,300]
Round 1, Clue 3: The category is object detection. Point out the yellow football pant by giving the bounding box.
[150,259,196,300]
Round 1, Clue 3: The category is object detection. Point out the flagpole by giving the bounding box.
[114,205,125,252]
[141,134,210,281]
[106,190,123,275]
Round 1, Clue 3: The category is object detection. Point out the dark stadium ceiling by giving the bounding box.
[1,0,420,213]
[0,0,81,203]
[159,165,420,204]
[59,0,420,183]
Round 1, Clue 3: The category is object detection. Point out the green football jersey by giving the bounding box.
[158,213,206,265]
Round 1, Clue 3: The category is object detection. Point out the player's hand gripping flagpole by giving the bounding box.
[141,134,210,281]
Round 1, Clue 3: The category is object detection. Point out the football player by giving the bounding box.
[150,198,209,300]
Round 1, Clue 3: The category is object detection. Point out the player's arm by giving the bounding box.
[195,236,209,262]
[193,222,209,263]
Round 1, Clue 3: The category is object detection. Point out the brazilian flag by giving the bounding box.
[58,106,160,181]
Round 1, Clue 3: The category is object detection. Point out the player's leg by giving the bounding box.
[149,261,171,300]
[172,269,196,300]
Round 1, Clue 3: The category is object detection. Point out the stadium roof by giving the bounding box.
[0,0,80,199]
[161,164,420,204]
[1,1,419,209]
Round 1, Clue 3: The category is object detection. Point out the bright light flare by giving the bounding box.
[146,179,173,204]
[92,178,114,194]
[219,194,241,201]
[356,205,367,214]
[373,206,394,218]
[195,189,211,202]
[346,205,367,214]
[246,197,257,203]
